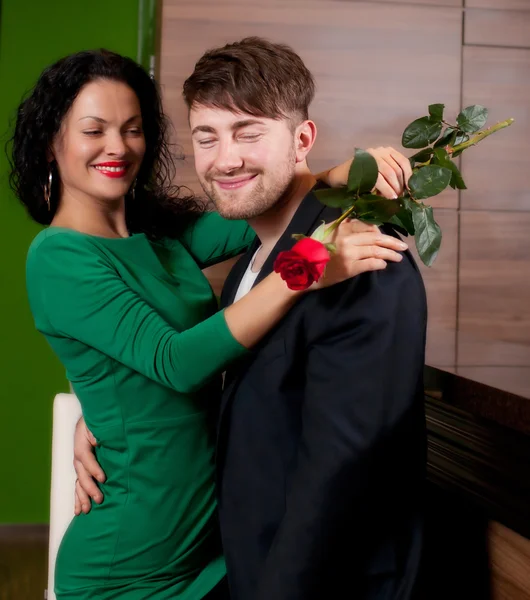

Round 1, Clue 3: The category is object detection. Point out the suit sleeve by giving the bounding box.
[178,211,255,268]
[254,260,427,600]
[26,233,248,394]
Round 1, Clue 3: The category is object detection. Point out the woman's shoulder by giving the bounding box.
[26,227,111,273]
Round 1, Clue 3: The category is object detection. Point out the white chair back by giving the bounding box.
[47,393,82,600]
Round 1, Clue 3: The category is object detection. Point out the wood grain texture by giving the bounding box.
[365,0,462,6]
[457,211,530,377]
[489,522,530,600]
[466,0,530,9]
[460,46,530,211]
[458,367,530,401]
[159,0,462,208]
[465,8,530,47]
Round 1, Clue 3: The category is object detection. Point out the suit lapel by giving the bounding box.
[252,188,329,288]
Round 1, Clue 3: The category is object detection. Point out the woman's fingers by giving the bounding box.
[74,476,92,515]
[337,230,408,253]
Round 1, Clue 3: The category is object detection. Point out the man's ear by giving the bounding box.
[295,119,317,163]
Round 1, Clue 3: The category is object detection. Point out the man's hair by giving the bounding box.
[182,37,315,122]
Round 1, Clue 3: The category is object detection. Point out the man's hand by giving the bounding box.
[73,417,105,515]
[322,146,413,199]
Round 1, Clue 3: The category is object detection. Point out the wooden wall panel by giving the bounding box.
[466,0,530,9]
[160,0,462,209]
[458,211,530,379]
[465,9,530,48]
[366,0,462,6]
[460,46,530,211]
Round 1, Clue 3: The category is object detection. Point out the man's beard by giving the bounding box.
[198,149,297,220]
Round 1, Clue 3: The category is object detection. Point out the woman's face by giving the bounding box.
[52,79,146,206]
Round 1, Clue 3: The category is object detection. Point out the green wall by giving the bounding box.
[0,0,139,523]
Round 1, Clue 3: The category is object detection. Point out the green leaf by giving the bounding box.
[409,148,434,167]
[347,148,379,195]
[408,165,452,200]
[354,194,402,224]
[431,148,467,190]
[291,233,307,241]
[434,127,457,149]
[457,105,488,133]
[314,187,355,209]
[428,103,445,122]
[311,221,328,242]
[454,131,470,145]
[402,117,443,149]
[389,205,415,236]
[450,131,471,158]
[409,202,442,267]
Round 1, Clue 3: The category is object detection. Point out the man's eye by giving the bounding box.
[240,134,260,141]
[198,139,216,147]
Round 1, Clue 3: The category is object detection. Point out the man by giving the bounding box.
[75,38,427,599]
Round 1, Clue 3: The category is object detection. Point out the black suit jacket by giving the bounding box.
[217,188,428,600]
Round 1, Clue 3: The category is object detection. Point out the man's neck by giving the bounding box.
[248,171,317,271]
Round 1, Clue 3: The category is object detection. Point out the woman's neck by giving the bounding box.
[52,191,129,238]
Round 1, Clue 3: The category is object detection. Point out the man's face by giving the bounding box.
[190,105,298,220]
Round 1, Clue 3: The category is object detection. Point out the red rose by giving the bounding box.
[273,237,331,291]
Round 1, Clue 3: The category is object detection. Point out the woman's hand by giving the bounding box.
[314,219,408,289]
[317,147,413,199]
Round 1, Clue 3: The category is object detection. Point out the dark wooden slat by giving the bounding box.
[425,394,530,538]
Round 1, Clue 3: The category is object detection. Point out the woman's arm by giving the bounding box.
[176,212,255,268]
[28,228,406,395]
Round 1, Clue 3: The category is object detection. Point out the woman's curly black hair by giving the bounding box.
[8,49,203,238]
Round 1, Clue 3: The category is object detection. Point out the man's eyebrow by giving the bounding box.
[232,119,266,129]
[191,125,216,135]
[191,119,267,136]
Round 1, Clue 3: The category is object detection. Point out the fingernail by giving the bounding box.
[82,504,89,511]
[399,242,408,250]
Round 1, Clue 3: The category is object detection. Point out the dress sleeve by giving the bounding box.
[177,212,255,268]
[26,232,248,394]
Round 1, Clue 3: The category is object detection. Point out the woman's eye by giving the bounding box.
[127,128,143,135]
[83,130,101,136]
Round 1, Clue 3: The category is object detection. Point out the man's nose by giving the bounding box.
[214,139,243,172]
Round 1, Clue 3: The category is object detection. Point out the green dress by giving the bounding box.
[26,213,255,599]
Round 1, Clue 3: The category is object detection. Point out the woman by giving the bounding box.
[11,50,408,599]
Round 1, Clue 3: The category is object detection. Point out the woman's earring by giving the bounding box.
[131,179,137,200]
[43,170,53,211]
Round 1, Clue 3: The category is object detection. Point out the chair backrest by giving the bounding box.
[47,393,82,600]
